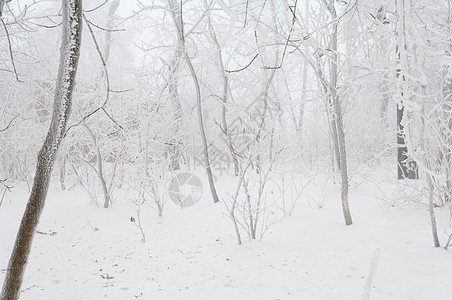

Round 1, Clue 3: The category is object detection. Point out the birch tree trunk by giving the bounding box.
[0,1,82,299]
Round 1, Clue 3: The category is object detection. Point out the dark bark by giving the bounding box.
[397,104,410,179]
[0,1,82,299]
[395,0,418,180]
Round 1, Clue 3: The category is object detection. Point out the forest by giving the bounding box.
[1,0,452,299]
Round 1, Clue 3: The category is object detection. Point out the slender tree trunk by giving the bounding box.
[419,86,440,247]
[397,104,409,179]
[84,123,111,208]
[0,0,5,17]
[167,46,183,171]
[185,53,219,203]
[315,56,341,173]
[59,153,66,190]
[103,0,119,63]
[376,6,390,129]
[329,101,341,172]
[298,0,310,141]
[444,0,452,203]
[443,74,452,203]
[205,8,239,176]
[255,67,276,173]
[426,164,440,247]
[0,1,82,299]
[255,0,278,173]
[314,48,340,173]
[395,0,418,179]
[168,0,219,203]
[325,0,352,225]
[380,75,390,128]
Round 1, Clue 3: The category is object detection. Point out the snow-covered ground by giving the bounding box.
[1,169,452,300]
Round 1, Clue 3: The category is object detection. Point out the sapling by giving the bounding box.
[130,209,146,243]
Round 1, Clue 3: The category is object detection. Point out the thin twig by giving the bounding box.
[1,19,22,82]
[66,14,123,134]
[83,13,109,105]
[225,53,259,73]
[261,0,298,70]
[0,114,18,133]
[20,284,37,293]
[85,18,124,32]
[244,0,249,27]
[84,0,109,13]
[110,88,133,93]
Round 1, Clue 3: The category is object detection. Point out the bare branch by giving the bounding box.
[85,18,124,32]
[1,19,22,82]
[225,53,260,73]
[0,114,18,133]
[109,88,133,93]
[66,13,123,134]
[84,0,109,13]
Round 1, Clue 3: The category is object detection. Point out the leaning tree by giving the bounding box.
[1,1,82,299]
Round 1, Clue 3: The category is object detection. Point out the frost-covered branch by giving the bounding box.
[65,13,123,134]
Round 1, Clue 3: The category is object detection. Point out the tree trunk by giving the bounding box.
[376,6,390,130]
[83,123,111,208]
[395,0,418,180]
[397,103,410,179]
[103,0,119,63]
[444,0,452,203]
[298,0,310,142]
[441,70,452,203]
[315,55,341,173]
[324,0,352,225]
[0,0,6,17]
[205,8,239,176]
[167,46,183,171]
[168,0,219,203]
[419,86,440,247]
[59,154,66,190]
[0,1,82,299]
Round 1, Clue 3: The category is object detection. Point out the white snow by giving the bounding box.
[1,168,452,300]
